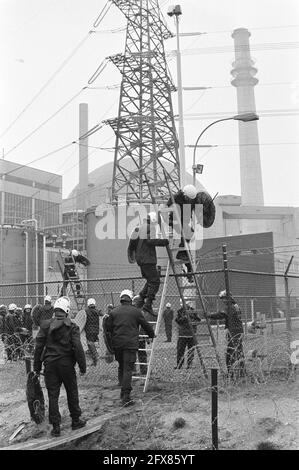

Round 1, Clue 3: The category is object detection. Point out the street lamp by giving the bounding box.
[192,112,259,185]
[167,4,186,187]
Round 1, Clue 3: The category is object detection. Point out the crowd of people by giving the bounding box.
[0,185,248,437]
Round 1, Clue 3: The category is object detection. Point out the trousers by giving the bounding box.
[114,349,137,396]
[139,264,160,301]
[44,357,81,425]
[176,336,195,368]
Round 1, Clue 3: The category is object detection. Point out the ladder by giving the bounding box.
[56,251,87,311]
[133,261,171,392]
[144,172,224,379]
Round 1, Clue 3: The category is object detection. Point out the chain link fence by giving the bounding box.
[1,264,298,392]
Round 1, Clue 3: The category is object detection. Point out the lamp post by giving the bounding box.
[167,4,186,187]
[192,112,259,186]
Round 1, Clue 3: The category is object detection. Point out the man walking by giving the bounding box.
[84,298,102,366]
[163,303,174,342]
[127,211,169,315]
[33,297,87,437]
[106,290,155,406]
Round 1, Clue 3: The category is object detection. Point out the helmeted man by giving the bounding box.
[33,296,87,437]
[163,302,174,342]
[4,303,18,360]
[0,305,7,342]
[127,211,169,316]
[207,290,245,379]
[22,304,33,335]
[32,296,54,330]
[166,184,215,280]
[84,298,103,366]
[175,300,201,369]
[105,290,155,406]
[61,249,90,297]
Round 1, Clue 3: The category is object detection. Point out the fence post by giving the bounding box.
[284,256,293,333]
[211,368,218,450]
[222,244,232,318]
[244,298,248,335]
[270,297,274,334]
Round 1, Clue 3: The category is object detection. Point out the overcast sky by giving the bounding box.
[0,0,298,207]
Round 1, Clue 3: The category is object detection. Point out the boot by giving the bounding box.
[72,418,87,430]
[121,394,135,407]
[51,424,61,437]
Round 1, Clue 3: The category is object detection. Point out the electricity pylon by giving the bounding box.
[104,0,180,203]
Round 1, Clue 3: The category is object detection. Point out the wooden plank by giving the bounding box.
[0,407,135,451]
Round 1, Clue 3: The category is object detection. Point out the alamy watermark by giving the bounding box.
[94,200,204,251]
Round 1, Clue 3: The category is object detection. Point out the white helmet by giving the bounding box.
[120,289,133,300]
[45,295,52,303]
[148,211,157,223]
[24,304,32,310]
[183,184,197,199]
[166,302,171,308]
[54,297,70,314]
[219,290,227,299]
[71,249,79,257]
[8,303,17,311]
[87,298,96,307]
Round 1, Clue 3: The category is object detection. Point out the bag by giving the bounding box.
[26,371,45,424]
[102,314,114,355]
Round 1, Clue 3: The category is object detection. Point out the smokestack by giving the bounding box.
[77,103,89,210]
[231,28,264,207]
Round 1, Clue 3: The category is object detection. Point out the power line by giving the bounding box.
[167,41,299,57]
[0,1,114,140]
[3,88,86,159]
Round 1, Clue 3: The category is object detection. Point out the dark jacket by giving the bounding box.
[163,308,174,323]
[85,307,102,341]
[167,189,216,229]
[0,313,6,337]
[5,312,16,335]
[14,312,23,332]
[175,307,200,337]
[106,301,155,351]
[22,310,33,333]
[208,303,244,338]
[32,304,54,328]
[33,317,86,373]
[127,220,169,266]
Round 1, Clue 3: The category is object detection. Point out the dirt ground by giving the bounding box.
[0,360,298,451]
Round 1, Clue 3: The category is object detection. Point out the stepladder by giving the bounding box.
[142,174,224,379]
[56,250,86,312]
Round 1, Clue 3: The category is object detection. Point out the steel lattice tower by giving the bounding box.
[105,0,180,204]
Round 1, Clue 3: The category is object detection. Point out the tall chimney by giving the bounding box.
[231,28,264,207]
[77,103,89,210]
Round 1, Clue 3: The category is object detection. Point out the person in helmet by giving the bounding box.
[207,290,245,380]
[84,298,103,366]
[162,303,174,342]
[33,296,87,437]
[0,305,7,344]
[166,184,216,281]
[61,249,90,297]
[32,296,54,331]
[175,299,201,369]
[22,304,33,335]
[127,211,169,316]
[105,289,155,406]
[5,304,18,360]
